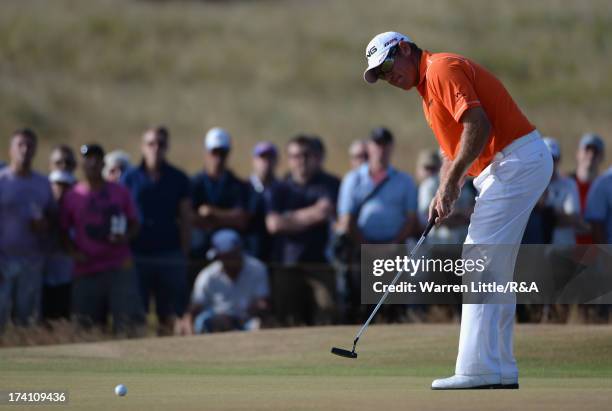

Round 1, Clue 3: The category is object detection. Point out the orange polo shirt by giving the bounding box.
[416,51,535,176]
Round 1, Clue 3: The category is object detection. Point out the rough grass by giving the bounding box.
[0,0,611,177]
[1,324,612,410]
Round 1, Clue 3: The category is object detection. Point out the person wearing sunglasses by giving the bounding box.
[364,32,553,390]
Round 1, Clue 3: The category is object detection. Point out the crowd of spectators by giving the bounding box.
[0,126,610,339]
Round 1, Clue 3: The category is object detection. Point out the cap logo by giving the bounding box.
[383,37,399,47]
[366,46,377,58]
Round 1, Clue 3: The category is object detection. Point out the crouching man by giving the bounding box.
[178,230,270,334]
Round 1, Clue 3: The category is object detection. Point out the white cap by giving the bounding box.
[543,137,561,159]
[206,229,242,259]
[363,31,412,83]
[49,170,76,185]
[204,127,231,151]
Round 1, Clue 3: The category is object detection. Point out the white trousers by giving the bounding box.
[455,131,553,379]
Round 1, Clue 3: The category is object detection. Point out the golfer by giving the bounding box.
[363,32,553,389]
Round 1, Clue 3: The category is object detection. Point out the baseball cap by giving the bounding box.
[204,127,231,151]
[369,127,394,145]
[363,31,412,84]
[252,141,278,158]
[543,137,561,159]
[49,170,76,185]
[579,133,604,153]
[80,143,105,159]
[206,229,242,259]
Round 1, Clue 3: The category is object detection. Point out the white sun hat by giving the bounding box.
[363,31,412,84]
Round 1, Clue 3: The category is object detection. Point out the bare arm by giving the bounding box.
[431,106,491,224]
[195,205,249,231]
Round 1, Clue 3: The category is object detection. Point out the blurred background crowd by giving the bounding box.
[1,125,610,343]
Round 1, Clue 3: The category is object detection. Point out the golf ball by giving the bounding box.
[114,384,127,396]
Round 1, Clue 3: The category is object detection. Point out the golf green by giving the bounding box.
[1,324,611,410]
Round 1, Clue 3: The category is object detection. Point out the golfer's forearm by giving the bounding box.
[446,129,489,185]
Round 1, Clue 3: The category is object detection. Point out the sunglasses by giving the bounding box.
[376,46,399,79]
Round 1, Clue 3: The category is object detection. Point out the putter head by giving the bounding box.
[331,347,358,359]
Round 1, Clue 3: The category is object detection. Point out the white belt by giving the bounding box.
[494,129,541,161]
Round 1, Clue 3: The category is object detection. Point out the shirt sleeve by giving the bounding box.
[178,171,191,200]
[191,268,210,306]
[585,176,610,222]
[428,59,481,122]
[337,171,357,216]
[191,174,205,209]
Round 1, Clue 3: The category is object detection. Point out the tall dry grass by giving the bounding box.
[0,0,611,177]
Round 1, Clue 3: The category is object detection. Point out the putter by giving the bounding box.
[331,211,438,359]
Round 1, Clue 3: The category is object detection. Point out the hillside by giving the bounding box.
[0,0,610,176]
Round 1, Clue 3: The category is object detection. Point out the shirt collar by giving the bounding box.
[417,50,432,96]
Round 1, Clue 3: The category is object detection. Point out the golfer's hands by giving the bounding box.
[430,181,461,226]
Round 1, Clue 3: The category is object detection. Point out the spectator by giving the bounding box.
[190,127,249,281]
[49,145,77,174]
[585,166,612,244]
[415,149,441,184]
[103,150,132,183]
[336,127,418,317]
[543,137,583,245]
[307,135,341,190]
[179,230,269,334]
[121,127,192,336]
[60,144,143,335]
[348,139,368,170]
[266,135,339,325]
[570,133,605,244]
[42,145,78,322]
[245,141,278,262]
[416,150,475,245]
[0,129,54,332]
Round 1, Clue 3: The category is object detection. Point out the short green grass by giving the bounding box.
[1,324,611,410]
[0,0,611,177]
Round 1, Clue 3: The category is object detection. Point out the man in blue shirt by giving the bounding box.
[245,142,279,263]
[190,128,249,268]
[585,166,612,244]
[266,135,340,325]
[336,127,418,318]
[122,126,192,335]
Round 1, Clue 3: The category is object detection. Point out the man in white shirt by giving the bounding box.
[179,229,270,334]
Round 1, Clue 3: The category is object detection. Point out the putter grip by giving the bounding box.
[423,210,438,237]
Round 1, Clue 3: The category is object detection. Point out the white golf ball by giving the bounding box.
[114,384,127,396]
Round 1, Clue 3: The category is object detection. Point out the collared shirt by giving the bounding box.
[266,171,340,264]
[416,50,535,176]
[121,161,190,254]
[585,167,612,244]
[338,164,417,242]
[191,255,269,320]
